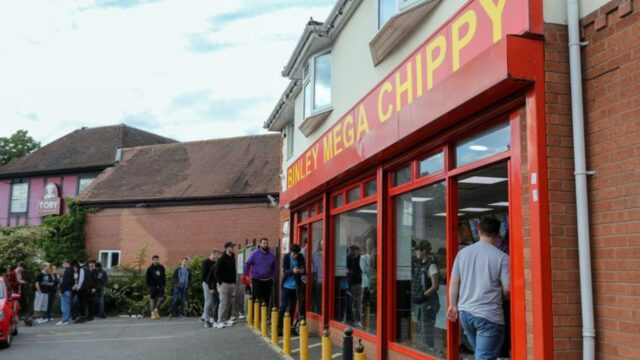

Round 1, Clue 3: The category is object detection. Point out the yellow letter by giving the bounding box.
[426,35,446,90]
[378,82,393,123]
[333,123,343,156]
[323,134,333,162]
[452,10,477,71]
[305,152,312,177]
[343,115,355,148]
[311,144,319,169]
[357,104,370,142]
[395,62,413,112]
[415,53,423,98]
[287,168,293,188]
[480,0,506,43]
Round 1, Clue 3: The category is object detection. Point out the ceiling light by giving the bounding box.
[489,202,509,207]
[469,145,488,151]
[459,176,507,185]
[433,212,465,217]
[357,209,377,214]
[459,207,492,212]
[411,197,433,202]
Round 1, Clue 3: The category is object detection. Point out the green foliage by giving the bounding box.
[103,255,206,317]
[0,129,40,166]
[0,226,46,275]
[39,199,93,265]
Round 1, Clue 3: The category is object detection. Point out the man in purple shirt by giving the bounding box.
[243,237,277,308]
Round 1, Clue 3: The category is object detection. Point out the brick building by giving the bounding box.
[262,0,640,359]
[0,124,175,227]
[78,134,282,268]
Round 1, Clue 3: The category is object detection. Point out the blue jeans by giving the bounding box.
[169,287,187,316]
[96,288,105,317]
[460,311,505,360]
[61,291,72,323]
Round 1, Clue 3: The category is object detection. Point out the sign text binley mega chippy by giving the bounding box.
[284,0,529,201]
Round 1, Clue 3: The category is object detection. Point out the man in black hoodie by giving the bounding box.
[74,260,94,323]
[146,255,166,320]
[214,242,237,328]
[201,249,217,326]
[90,261,108,318]
[56,259,74,326]
[205,250,221,328]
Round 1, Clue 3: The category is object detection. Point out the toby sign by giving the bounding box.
[38,182,61,216]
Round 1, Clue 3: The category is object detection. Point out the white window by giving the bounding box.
[77,176,96,194]
[99,250,121,269]
[286,123,295,159]
[303,51,332,118]
[10,182,29,214]
[379,0,421,28]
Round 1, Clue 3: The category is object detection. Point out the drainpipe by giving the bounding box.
[567,1,596,359]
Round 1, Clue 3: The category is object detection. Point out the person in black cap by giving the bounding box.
[146,255,166,320]
[214,241,237,328]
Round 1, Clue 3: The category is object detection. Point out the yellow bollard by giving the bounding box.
[363,303,370,331]
[271,307,279,345]
[261,302,268,337]
[283,312,291,355]
[354,339,366,360]
[299,320,309,360]
[321,327,332,360]
[247,298,253,325]
[253,300,260,330]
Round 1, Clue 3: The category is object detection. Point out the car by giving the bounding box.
[0,276,20,349]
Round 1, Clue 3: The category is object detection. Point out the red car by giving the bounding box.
[0,276,20,349]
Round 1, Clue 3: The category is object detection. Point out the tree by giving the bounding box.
[0,226,47,275]
[0,130,40,166]
[39,199,92,265]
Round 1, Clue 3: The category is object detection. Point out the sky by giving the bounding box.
[0,0,335,146]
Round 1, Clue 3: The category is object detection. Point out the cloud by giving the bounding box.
[0,0,335,145]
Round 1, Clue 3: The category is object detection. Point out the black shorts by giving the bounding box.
[149,287,165,300]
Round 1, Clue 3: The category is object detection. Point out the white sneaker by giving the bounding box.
[56,321,69,326]
[215,322,227,329]
[208,318,215,324]
[238,314,246,320]
[354,321,363,328]
[229,316,238,322]
[224,320,235,327]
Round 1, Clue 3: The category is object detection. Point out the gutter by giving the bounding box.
[567,1,596,359]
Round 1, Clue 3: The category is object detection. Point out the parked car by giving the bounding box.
[0,276,20,349]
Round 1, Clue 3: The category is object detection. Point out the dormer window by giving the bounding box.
[379,0,422,28]
[303,51,332,119]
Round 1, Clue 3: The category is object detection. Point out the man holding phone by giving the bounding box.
[277,243,305,335]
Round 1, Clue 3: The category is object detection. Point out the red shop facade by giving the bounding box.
[278,1,554,359]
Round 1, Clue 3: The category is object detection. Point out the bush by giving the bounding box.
[39,199,93,265]
[0,226,46,275]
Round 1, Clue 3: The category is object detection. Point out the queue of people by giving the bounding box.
[7,259,108,326]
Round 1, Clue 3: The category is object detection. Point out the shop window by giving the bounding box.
[393,165,411,186]
[456,162,510,358]
[364,179,377,198]
[333,194,344,209]
[378,0,421,28]
[304,51,332,118]
[77,175,96,194]
[286,123,295,160]
[419,151,444,177]
[300,209,309,223]
[347,187,361,203]
[394,181,447,357]
[456,122,510,167]
[99,250,121,269]
[309,220,324,314]
[10,182,29,214]
[333,203,378,334]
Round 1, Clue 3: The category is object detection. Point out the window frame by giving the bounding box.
[286,122,295,160]
[378,0,422,29]
[9,181,29,215]
[98,250,122,269]
[303,50,333,119]
[76,173,100,195]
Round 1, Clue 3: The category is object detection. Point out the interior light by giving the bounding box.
[469,145,489,151]
[459,176,507,185]
[489,202,509,207]
[411,197,433,202]
[433,212,465,217]
[459,207,492,212]
[357,209,378,214]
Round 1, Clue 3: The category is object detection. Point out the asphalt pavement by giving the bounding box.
[2,317,283,360]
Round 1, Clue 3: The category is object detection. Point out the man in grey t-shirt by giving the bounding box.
[447,217,510,360]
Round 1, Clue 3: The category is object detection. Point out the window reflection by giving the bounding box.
[314,53,332,110]
[310,221,323,314]
[334,203,377,334]
[456,122,510,167]
[395,182,447,358]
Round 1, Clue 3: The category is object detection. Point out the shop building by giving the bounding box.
[0,124,175,227]
[264,0,640,359]
[78,135,282,268]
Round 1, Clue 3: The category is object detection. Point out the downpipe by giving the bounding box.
[566,1,596,359]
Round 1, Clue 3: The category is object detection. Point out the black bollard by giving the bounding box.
[343,327,354,360]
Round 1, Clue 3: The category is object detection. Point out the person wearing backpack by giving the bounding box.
[412,240,440,351]
[277,244,305,335]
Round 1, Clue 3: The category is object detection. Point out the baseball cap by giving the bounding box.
[224,241,236,249]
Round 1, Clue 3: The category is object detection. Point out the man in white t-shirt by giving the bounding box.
[447,217,510,360]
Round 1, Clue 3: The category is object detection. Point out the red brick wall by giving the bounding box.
[543,1,640,359]
[85,203,279,268]
[582,1,640,359]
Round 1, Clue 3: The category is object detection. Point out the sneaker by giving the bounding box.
[200,316,205,323]
[354,321,363,328]
[208,318,215,324]
[166,314,172,320]
[215,322,227,329]
[223,320,235,327]
[238,314,246,320]
[56,321,69,326]
[229,316,238,322]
